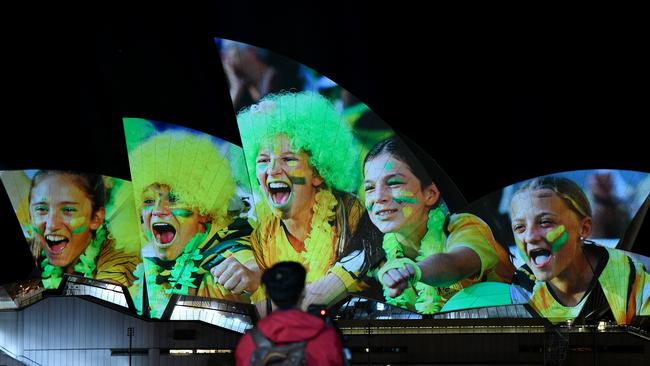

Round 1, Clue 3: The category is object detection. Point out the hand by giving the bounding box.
[210,257,260,294]
[381,264,416,298]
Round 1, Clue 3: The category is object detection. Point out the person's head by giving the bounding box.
[510,176,593,282]
[363,137,440,238]
[29,171,106,268]
[219,39,269,77]
[237,91,360,220]
[261,261,306,310]
[129,131,236,260]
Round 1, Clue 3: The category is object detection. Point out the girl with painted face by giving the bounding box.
[364,137,515,314]
[509,176,650,324]
[128,130,260,318]
[29,171,139,289]
[238,91,383,315]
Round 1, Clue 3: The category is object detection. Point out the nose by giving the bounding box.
[366,184,390,206]
[268,157,282,176]
[524,225,543,244]
[377,184,392,202]
[152,198,171,218]
[45,210,64,231]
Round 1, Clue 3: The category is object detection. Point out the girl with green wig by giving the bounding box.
[237,91,383,315]
[127,128,260,318]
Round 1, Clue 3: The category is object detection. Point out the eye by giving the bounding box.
[364,184,375,192]
[512,224,525,234]
[62,206,77,214]
[540,219,554,228]
[387,179,404,187]
[143,198,154,206]
[256,157,270,164]
[168,192,178,203]
[34,205,49,214]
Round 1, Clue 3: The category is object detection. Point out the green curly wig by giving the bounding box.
[128,130,236,221]
[237,91,361,193]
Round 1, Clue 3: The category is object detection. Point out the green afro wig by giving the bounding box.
[237,91,361,193]
[128,130,236,221]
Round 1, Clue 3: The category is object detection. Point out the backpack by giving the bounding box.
[249,327,307,366]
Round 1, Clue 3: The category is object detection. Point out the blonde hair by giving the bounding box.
[128,131,236,222]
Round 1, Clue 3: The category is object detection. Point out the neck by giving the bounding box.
[63,263,77,274]
[282,192,317,242]
[548,247,597,306]
[394,215,429,256]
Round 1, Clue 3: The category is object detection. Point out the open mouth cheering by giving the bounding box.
[152,222,177,247]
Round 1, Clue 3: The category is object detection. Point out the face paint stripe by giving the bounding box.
[70,216,86,229]
[394,196,417,204]
[550,231,569,253]
[171,209,193,218]
[515,238,528,261]
[546,225,565,243]
[71,224,87,235]
[289,176,306,185]
[30,225,43,235]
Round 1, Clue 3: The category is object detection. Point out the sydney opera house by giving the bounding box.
[1,7,649,366]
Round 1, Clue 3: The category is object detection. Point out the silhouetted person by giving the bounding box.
[235,262,343,365]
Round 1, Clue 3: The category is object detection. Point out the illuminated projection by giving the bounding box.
[2,38,648,329]
[0,170,141,291]
[460,170,650,324]
[224,38,515,317]
[124,118,259,318]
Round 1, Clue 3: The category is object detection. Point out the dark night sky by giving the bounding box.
[1,4,647,283]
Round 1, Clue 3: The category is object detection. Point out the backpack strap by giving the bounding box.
[250,328,274,349]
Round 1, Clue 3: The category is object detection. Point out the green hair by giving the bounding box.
[128,130,236,221]
[237,91,360,193]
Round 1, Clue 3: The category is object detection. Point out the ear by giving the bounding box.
[423,182,440,207]
[89,207,106,231]
[312,171,324,188]
[579,216,593,239]
[197,214,211,233]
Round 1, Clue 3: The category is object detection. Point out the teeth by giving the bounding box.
[46,234,67,242]
[269,182,289,189]
[376,209,396,216]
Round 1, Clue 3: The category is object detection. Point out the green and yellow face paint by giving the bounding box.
[515,237,528,262]
[546,225,568,253]
[70,216,87,235]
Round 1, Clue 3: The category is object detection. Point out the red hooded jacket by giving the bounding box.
[235,309,343,365]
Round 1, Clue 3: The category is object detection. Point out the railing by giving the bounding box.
[0,344,42,366]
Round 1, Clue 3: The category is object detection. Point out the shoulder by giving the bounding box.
[235,331,255,365]
[447,213,490,232]
[95,237,140,283]
[446,213,495,247]
[306,324,343,364]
